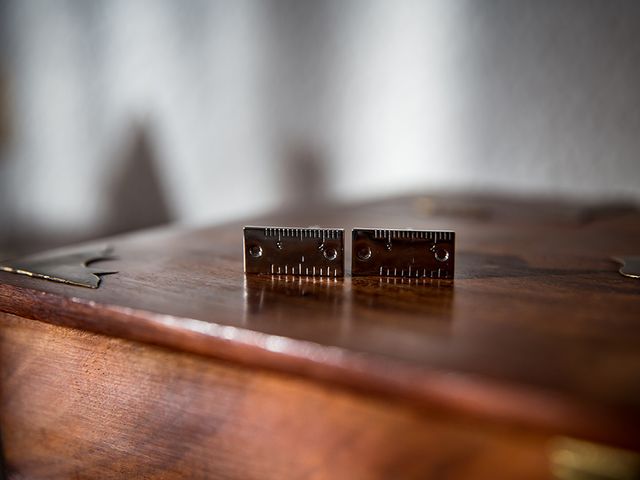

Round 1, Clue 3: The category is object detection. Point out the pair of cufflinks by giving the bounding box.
[243,226,455,279]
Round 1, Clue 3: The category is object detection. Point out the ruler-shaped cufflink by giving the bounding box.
[244,226,345,277]
[352,228,455,279]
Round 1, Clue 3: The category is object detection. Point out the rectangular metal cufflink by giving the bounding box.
[351,228,455,279]
[243,226,345,277]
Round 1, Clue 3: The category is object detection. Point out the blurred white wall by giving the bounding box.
[1,0,639,241]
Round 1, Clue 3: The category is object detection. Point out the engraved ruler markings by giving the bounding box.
[352,228,455,279]
[244,226,345,277]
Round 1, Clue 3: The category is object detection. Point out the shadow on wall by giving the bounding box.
[100,124,174,237]
[280,143,329,210]
[0,122,334,259]
[0,123,174,258]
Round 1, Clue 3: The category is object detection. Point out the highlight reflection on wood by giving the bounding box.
[1,313,549,479]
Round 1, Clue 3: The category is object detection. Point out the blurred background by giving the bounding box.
[1,0,639,256]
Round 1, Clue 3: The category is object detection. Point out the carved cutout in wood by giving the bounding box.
[0,247,117,288]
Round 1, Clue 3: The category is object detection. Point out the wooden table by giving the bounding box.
[1,194,639,479]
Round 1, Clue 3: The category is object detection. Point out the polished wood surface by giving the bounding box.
[1,194,640,450]
[1,312,551,480]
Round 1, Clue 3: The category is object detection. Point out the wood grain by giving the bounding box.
[0,312,552,480]
[1,194,639,449]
